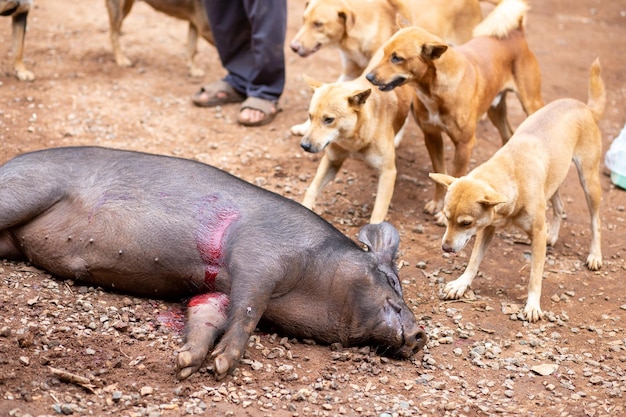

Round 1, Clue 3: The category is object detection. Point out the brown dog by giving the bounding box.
[300,51,416,224]
[366,0,544,225]
[289,0,491,136]
[105,0,214,76]
[1,0,34,81]
[429,58,605,322]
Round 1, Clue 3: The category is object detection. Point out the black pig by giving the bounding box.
[0,147,426,379]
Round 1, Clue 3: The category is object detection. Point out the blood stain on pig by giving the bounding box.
[195,195,239,290]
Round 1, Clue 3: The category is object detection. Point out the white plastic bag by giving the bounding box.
[605,123,626,190]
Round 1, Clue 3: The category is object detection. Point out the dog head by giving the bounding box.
[1,0,32,16]
[366,22,448,91]
[429,173,507,253]
[300,75,371,153]
[290,0,355,57]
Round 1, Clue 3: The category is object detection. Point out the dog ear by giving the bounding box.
[303,74,323,91]
[395,13,411,29]
[338,10,355,32]
[421,43,448,61]
[348,88,372,108]
[429,173,456,187]
[478,192,508,207]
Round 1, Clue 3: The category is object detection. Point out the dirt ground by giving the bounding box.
[1,0,625,416]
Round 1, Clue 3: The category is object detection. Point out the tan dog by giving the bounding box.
[300,51,416,224]
[429,58,605,322]
[289,0,491,136]
[105,0,214,77]
[366,0,544,225]
[1,0,34,81]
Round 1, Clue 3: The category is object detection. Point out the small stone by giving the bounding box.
[531,363,558,376]
[140,386,154,396]
[19,356,30,366]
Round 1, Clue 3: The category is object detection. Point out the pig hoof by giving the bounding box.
[213,355,231,381]
[176,350,202,380]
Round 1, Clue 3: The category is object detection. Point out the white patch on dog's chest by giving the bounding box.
[416,90,445,128]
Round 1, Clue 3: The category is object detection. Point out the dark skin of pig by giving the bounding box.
[0,146,426,380]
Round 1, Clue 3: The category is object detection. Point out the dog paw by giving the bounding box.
[433,211,447,227]
[290,121,309,136]
[16,69,34,82]
[522,304,543,322]
[586,253,602,270]
[189,66,206,78]
[442,280,469,300]
[423,200,438,215]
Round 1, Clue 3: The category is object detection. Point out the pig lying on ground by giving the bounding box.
[0,146,426,380]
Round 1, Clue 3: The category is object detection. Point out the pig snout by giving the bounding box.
[401,324,428,357]
[381,298,427,358]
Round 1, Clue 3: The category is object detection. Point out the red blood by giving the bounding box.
[187,293,229,314]
[195,195,239,289]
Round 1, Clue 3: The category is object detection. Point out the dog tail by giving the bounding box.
[472,0,529,39]
[587,57,606,122]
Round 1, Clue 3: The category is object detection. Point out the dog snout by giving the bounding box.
[442,243,456,253]
[290,41,301,54]
[301,140,314,153]
[365,72,377,84]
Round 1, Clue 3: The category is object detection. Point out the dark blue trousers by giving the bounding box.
[202,0,287,102]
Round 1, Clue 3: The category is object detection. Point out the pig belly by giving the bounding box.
[10,214,212,298]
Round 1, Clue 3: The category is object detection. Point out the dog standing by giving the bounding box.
[366,0,544,225]
[429,58,605,322]
[299,49,416,224]
[289,0,490,135]
[105,0,214,77]
[1,0,34,81]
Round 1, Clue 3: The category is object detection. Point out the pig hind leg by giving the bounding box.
[176,293,229,380]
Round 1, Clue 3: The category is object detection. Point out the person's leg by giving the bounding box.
[237,0,286,125]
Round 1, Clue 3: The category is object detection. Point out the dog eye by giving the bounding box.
[390,53,404,64]
[459,220,472,227]
[313,21,323,28]
[323,117,335,125]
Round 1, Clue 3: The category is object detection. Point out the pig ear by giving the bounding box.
[358,222,400,264]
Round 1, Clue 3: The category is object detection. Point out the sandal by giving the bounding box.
[237,97,282,127]
[191,80,245,108]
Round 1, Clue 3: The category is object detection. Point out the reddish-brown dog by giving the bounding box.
[367,0,544,225]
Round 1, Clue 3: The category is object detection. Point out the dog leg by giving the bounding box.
[291,119,310,136]
[487,92,513,144]
[370,160,397,224]
[106,0,135,67]
[11,11,34,81]
[513,55,544,116]
[546,188,564,247]
[423,129,447,222]
[302,152,346,211]
[338,53,362,82]
[573,154,603,270]
[524,215,548,322]
[186,23,204,77]
[443,225,496,299]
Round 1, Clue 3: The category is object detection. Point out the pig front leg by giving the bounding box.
[176,293,229,380]
[209,283,271,380]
